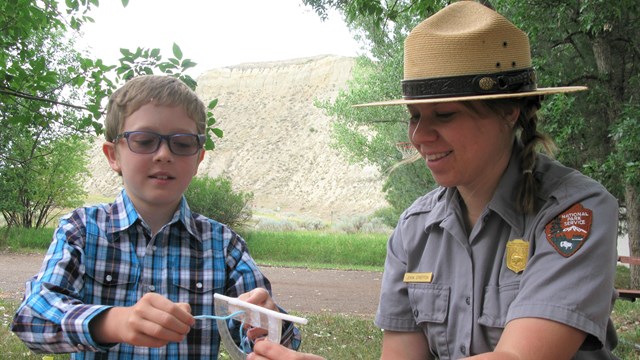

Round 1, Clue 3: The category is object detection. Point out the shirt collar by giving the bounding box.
[487,142,527,235]
[403,141,527,235]
[107,189,201,242]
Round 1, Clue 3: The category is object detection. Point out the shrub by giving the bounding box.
[373,206,401,228]
[184,176,253,229]
[332,214,393,234]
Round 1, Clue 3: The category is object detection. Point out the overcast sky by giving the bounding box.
[77,0,360,78]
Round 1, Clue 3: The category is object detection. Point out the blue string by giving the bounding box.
[194,311,252,353]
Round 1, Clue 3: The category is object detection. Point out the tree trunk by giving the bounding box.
[592,28,640,288]
[625,184,640,289]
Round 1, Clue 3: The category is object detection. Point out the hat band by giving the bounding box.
[402,68,537,99]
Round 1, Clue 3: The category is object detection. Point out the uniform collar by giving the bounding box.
[403,141,528,235]
[487,142,527,235]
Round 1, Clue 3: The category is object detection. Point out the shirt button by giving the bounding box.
[148,285,156,292]
[152,246,157,251]
[196,282,203,289]
[465,297,471,305]
[105,275,112,282]
[77,344,85,350]
[460,345,467,355]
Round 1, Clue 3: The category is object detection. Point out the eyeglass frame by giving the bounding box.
[113,131,207,156]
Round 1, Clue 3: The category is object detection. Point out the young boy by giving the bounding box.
[11,75,300,358]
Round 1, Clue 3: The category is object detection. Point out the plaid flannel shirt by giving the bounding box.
[11,189,300,359]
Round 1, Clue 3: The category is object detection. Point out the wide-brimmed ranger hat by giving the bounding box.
[356,0,586,107]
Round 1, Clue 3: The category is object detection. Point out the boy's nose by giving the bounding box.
[153,139,174,160]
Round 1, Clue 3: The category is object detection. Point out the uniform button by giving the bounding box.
[460,345,466,355]
[148,285,156,292]
[465,297,471,305]
[196,282,203,289]
[105,275,112,282]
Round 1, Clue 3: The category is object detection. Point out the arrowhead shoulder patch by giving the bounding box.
[545,203,593,257]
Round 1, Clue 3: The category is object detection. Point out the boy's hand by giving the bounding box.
[237,288,278,341]
[90,292,195,347]
[238,287,278,311]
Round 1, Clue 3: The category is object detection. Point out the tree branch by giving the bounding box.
[0,87,90,111]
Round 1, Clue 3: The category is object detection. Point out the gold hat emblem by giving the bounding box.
[506,239,529,273]
[479,77,496,90]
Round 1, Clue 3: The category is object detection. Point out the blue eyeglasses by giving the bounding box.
[113,131,206,156]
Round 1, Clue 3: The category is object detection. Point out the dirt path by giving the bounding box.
[0,252,381,316]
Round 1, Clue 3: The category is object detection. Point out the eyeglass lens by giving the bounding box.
[125,131,202,156]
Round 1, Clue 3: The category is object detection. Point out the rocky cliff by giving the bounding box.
[85,55,387,223]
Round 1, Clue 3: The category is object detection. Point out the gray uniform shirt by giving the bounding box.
[375,147,619,359]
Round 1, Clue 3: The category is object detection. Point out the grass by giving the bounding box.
[1,227,639,358]
[0,300,381,360]
[243,230,387,271]
[0,227,56,254]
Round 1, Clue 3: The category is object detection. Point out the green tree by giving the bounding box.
[500,0,640,287]
[304,0,640,286]
[1,0,222,229]
[311,4,441,223]
[0,123,90,228]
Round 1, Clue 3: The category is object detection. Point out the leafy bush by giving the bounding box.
[372,206,401,229]
[184,176,253,229]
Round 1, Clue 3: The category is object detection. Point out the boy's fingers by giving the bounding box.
[140,293,195,329]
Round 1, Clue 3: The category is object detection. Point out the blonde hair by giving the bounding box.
[104,75,206,141]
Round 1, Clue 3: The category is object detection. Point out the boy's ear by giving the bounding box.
[194,149,206,175]
[102,142,122,175]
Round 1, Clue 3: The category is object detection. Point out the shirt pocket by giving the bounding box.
[408,283,451,358]
[408,283,450,324]
[84,261,140,306]
[478,281,520,346]
[170,257,219,330]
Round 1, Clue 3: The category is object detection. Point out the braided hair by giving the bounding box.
[484,96,556,214]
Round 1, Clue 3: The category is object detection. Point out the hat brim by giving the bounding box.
[353,86,588,107]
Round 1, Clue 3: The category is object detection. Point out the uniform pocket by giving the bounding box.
[407,283,451,358]
[478,281,519,328]
[407,283,450,324]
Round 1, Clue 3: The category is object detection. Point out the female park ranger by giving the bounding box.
[249,1,620,359]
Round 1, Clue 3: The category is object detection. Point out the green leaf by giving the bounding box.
[181,59,197,69]
[211,128,224,138]
[204,137,216,151]
[172,43,183,60]
[208,98,219,109]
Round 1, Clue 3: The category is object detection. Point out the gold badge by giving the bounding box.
[506,239,529,273]
[403,272,433,283]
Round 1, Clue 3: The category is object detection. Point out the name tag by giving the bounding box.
[403,272,433,283]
